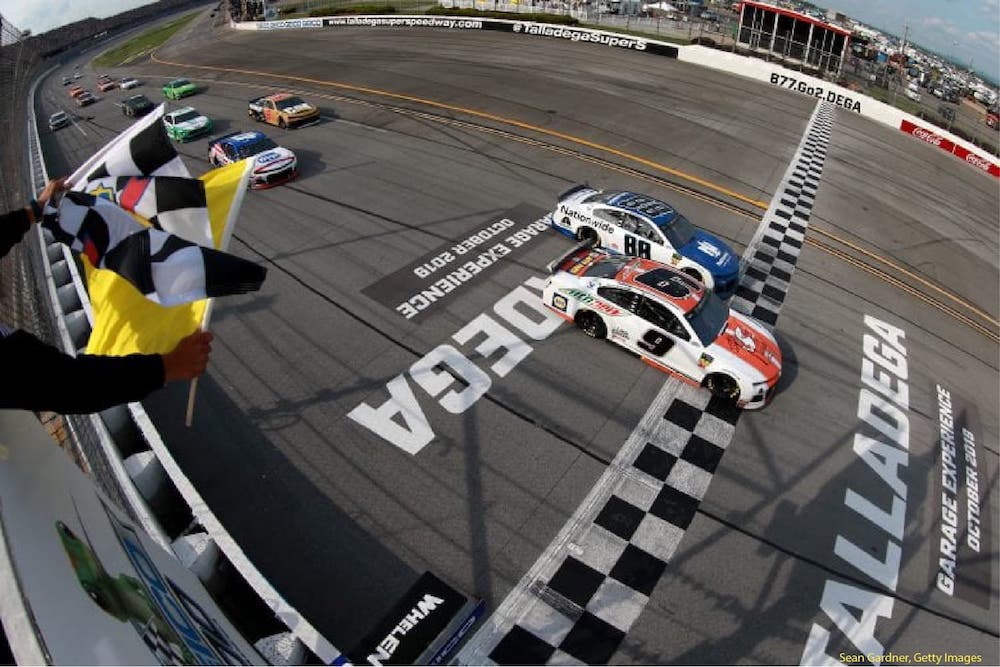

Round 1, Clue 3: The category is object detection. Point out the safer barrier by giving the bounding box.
[234,14,999,179]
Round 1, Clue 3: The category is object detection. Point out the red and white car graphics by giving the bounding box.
[542,244,782,409]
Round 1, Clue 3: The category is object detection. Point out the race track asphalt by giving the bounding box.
[35,8,999,664]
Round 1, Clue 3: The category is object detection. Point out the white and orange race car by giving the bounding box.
[248,93,320,129]
[542,244,782,409]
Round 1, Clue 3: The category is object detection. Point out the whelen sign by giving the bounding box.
[900,119,1000,178]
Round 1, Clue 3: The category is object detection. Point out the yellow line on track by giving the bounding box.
[152,53,771,209]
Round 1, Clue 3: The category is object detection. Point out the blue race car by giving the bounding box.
[547,185,739,297]
[207,130,297,189]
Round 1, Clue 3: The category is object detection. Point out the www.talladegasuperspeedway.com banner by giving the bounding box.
[313,15,678,56]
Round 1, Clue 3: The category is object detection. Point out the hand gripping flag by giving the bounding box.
[42,190,265,307]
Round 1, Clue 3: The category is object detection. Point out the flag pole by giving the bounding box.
[184,158,252,427]
[184,300,215,427]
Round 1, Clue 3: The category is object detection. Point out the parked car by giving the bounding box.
[120,77,141,90]
[97,77,118,92]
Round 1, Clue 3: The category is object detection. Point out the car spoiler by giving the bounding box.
[207,131,244,148]
[556,183,591,202]
[546,239,599,274]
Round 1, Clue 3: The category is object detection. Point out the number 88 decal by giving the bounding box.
[624,234,651,259]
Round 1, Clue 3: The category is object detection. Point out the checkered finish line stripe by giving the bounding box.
[730,102,835,326]
[457,382,739,665]
[457,101,835,666]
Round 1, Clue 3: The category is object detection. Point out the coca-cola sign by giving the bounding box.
[899,119,999,178]
[901,119,954,151]
[953,144,1000,177]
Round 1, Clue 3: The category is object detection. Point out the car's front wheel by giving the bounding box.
[575,310,606,339]
[576,227,599,246]
[703,373,740,403]
[278,118,287,129]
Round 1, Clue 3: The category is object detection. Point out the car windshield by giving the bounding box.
[660,213,696,247]
[172,79,190,87]
[685,290,730,346]
[129,96,149,106]
[235,136,278,158]
[275,96,306,110]
[51,113,66,120]
[174,110,200,123]
[582,255,631,278]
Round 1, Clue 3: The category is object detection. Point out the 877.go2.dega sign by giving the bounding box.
[770,72,863,113]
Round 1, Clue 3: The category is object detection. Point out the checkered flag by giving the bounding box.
[43,191,265,307]
[70,104,188,186]
[84,176,212,246]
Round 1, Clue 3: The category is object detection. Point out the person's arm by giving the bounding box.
[0,207,32,259]
[0,330,212,414]
[0,178,69,259]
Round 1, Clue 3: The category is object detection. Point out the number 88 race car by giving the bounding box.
[542,244,781,409]
[548,185,739,298]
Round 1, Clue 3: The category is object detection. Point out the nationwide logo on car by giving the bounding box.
[559,288,624,317]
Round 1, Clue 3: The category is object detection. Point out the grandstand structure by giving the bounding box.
[0,13,25,46]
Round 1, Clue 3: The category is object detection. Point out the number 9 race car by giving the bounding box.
[548,185,740,298]
[542,243,781,409]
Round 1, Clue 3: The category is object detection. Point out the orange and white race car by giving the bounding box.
[247,93,320,129]
[542,244,782,409]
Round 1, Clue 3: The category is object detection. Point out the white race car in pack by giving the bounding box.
[542,244,781,409]
[548,185,739,297]
[207,130,297,189]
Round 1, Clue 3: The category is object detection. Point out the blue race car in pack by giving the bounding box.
[207,130,297,189]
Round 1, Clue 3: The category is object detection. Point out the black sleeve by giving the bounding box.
[0,330,166,414]
[0,207,31,259]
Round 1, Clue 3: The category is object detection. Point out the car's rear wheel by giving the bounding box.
[576,227,599,246]
[575,310,606,339]
[703,373,740,402]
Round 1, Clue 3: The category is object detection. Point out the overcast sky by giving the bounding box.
[1,0,998,81]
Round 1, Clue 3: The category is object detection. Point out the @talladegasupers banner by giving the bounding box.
[0,410,264,665]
